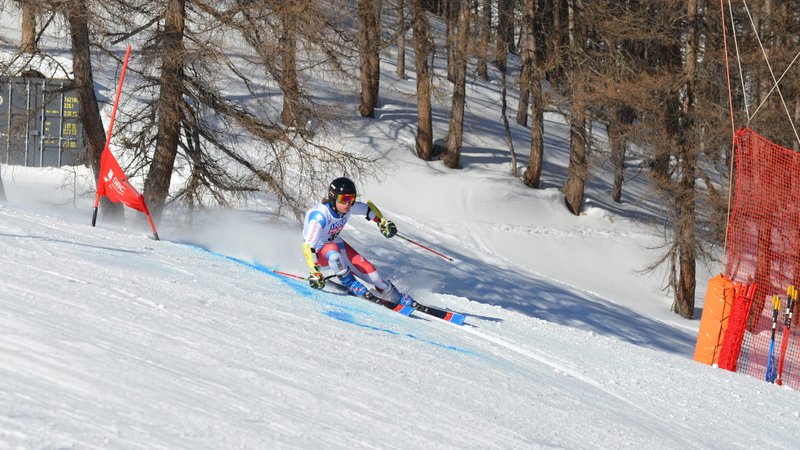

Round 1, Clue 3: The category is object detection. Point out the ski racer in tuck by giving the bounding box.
[301,177,414,306]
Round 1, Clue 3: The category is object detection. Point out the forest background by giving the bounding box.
[1,0,796,319]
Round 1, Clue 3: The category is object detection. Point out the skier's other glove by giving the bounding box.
[309,268,326,290]
[379,218,397,238]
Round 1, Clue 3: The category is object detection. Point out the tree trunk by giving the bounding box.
[547,0,562,86]
[442,0,470,169]
[396,0,406,78]
[517,0,537,127]
[445,0,456,82]
[476,0,490,81]
[65,0,123,221]
[756,0,773,109]
[522,74,544,187]
[503,67,517,176]
[144,0,186,220]
[182,108,203,209]
[358,0,381,117]
[795,98,800,153]
[501,0,516,54]
[496,0,512,71]
[562,0,587,215]
[516,74,530,128]
[567,0,578,47]
[522,0,544,188]
[280,10,300,127]
[674,152,697,318]
[563,97,587,215]
[608,117,625,203]
[608,106,634,203]
[672,0,698,319]
[373,0,384,93]
[21,1,37,54]
[413,0,433,160]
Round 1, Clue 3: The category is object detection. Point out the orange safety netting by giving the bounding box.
[717,282,754,372]
[724,126,800,388]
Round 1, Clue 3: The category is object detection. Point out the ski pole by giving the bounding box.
[273,269,307,281]
[272,269,336,282]
[766,294,782,382]
[776,285,797,386]
[395,233,455,262]
[367,200,455,262]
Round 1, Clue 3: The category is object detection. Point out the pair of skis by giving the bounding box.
[766,285,797,385]
[325,278,416,316]
[273,270,466,326]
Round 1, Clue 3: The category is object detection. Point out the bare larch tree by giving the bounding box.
[412,0,433,160]
[562,0,589,215]
[63,0,123,221]
[143,0,185,220]
[396,0,406,78]
[442,0,470,169]
[20,0,37,53]
[521,0,545,188]
[358,0,381,117]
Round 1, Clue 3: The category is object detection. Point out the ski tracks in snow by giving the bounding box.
[451,312,702,446]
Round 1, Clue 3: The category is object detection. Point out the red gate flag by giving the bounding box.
[92,45,159,240]
[98,149,147,212]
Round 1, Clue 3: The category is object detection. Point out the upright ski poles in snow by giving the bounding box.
[775,285,797,386]
[367,201,455,262]
[766,295,782,382]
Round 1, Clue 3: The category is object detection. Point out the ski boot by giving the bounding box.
[339,273,368,297]
[377,281,414,307]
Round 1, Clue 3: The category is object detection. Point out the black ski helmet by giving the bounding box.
[328,177,357,204]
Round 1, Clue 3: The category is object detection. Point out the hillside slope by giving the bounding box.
[0,202,797,449]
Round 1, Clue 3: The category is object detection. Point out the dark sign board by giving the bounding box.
[0,76,84,167]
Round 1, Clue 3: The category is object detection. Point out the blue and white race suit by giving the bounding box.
[302,201,392,291]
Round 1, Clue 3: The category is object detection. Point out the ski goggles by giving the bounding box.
[335,193,357,205]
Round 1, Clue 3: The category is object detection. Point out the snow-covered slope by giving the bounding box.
[2,4,796,448]
[1,200,798,449]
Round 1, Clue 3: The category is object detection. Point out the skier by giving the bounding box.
[301,176,414,306]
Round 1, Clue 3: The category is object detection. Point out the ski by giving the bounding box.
[776,285,797,386]
[766,295,781,382]
[328,281,465,324]
[406,299,466,325]
[272,270,463,323]
[272,270,414,315]
[326,280,415,316]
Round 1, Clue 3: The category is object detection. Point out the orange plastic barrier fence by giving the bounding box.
[694,274,736,365]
